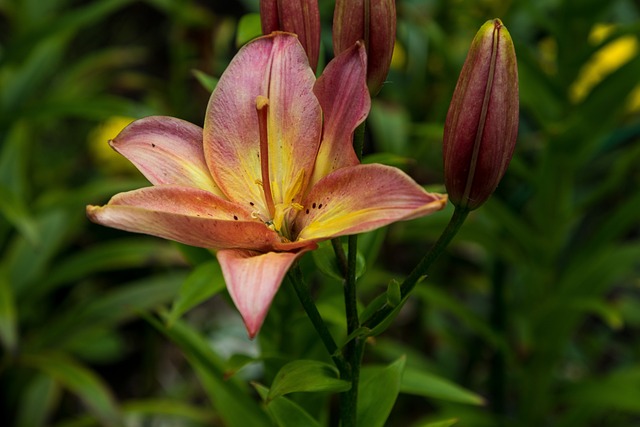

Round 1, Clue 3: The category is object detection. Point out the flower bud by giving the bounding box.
[333,0,396,94]
[260,0,321,72]
[443,19,519,211]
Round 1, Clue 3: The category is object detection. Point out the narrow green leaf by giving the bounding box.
[570,299,624,330]
[254,383,322,427]
[0,274,17,352]
[16,374,61,427]
[21,353,121,427]
[145,313,270,427]
[357,357,406,427]
[419,419,459,427]
[414,285,506,352]
[268,360,351,401]
[0,184,38,245]
[45,238,180,291]
[386,279,402,308]
[5,209,78,298]
[401,366,485,405]
[27,273,186,351]
[564,367,640,413]
[122,398,215,422]
[167,260,226,326]
[192,69,219,93]
[225,353,259,379]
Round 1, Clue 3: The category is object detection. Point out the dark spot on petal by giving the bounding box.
[151,143,156,147]
[318,203,323,209]
[312,203,316,209]
[249,202,254,206]
[233,215,238,220]
[306,209,309,214]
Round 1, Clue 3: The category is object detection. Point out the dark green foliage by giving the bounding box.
[1,0,638,425]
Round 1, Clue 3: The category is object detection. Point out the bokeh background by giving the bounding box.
[1,0,639,426]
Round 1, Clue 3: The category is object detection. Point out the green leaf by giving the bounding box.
[192,69,219,93]
[312,241,365,282]
[122,398,215,422]
[224,353,259,379]
[268,360,351,401]
[357,357,406,427]
[0,184,38,245]
[236,13,262,47]
[564,367,640,414]
[414,285,506,352]
[15,374,61,427]
[4,209,78,298]
[570,298,624,330]
[0,273,17,352]
[254,383,321,427]
[27,273,186,351]
[145,313,270,427]
[419,419,459,427]
[401,366,485,405]
[45,238,180,292]
[386,279,402,308]
[21,353,121,427]
[167,260,226,326]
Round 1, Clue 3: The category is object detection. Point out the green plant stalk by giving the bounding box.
[287,265,347,373]
[364,206,470,329]
[338,121,366,427]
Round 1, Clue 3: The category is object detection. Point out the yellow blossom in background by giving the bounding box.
[89,116,138,175]
[570,23,639,110]
[390,40,406,70]
[537,36,558,75]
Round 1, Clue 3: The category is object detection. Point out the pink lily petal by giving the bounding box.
[294,164,447,240]
[204,33,321,213]
[311,41,370,185]
[86,186,311,252]
[111,116,223,196]
[217,248,311,338]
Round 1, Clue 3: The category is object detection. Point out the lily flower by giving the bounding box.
[87,33,446,338]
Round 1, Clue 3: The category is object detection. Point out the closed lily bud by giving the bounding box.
[443,19,519,211]
[333,0,396,94]
[260,0,321,71]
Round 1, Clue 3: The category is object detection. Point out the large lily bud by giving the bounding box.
[443,19,519,211]
[260,0,321,72]
[333,0,396,94]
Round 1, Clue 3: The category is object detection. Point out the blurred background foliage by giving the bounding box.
[0,0,639,426]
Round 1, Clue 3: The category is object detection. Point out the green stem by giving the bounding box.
[338,122,366,427]
[364,206,470,328]
[331,238,348,276]
[287,265,347,372]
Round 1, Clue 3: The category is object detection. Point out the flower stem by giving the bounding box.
[364,206,470,329]
[338,121,366,426]
[287,265,347,372]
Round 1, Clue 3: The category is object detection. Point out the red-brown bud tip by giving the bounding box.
[260,0,321,72]
[333,0,396,94]
[442,19,519,210]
